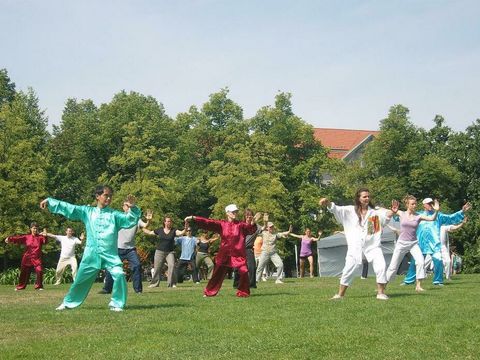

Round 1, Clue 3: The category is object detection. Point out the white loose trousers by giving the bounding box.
[328,203,389,287]
[441,245,452,280]
[55,256,79,283]
[340,245,386,286]
[386,240,425,282]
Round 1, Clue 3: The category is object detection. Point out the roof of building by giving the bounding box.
[313,128,379,159]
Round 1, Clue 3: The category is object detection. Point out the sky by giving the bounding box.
[2,0,479,132]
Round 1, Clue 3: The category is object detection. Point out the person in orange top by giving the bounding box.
[5,222,48,290]
[253,235,267,282]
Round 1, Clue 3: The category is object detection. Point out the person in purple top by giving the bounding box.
[386,195,439,292]
[290,229,322,278]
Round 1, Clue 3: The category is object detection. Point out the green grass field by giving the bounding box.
[1,274,479,360]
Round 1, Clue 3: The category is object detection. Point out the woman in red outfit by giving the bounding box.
[185,205,261,297]
[5,222,47,290]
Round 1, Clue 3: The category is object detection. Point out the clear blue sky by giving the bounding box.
[2,0,479,131]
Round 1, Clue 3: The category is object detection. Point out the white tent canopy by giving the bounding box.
[316,225,406,277]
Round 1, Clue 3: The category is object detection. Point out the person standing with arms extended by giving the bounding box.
[5,222,47,291]
[175,227,200,284]
[195,232,219,282]
[233,210,263,289]
[386,196,439,292]
[43,227,84,285]
[440,218,467,280]
[403,198,471,286]
[99,206,152,295]
[289,228,322,278]
[185,204,260,297]
[40,185,141,311]
[319,188,393,300]
[143,216,186,288]
[256,214,292,284]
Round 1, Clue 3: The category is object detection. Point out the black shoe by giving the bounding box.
[98,289,110,294]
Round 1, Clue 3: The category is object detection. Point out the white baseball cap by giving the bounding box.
[267,222,274,228]
[225,204,239,213]
[422,197,434,205]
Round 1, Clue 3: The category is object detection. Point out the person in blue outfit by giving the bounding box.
[40,185,141,311]
[174,227,199,284]
[403,197,471,286]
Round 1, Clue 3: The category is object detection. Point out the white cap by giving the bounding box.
[225,204,239,213]
[267,222,274,228]
[422,197,434,205]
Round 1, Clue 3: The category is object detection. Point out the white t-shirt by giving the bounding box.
[56,235,82,258]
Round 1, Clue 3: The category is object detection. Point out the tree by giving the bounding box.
[0,69,16,107]
[363,105,427,182]
[0,89,50,267]
[46,99,102,202]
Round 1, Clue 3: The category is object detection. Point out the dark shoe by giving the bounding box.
[98,289,110,294]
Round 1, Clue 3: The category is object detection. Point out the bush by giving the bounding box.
[0,267,74,285]
[0,268,20,285]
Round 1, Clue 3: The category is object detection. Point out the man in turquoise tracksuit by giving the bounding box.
[40,185,141,311]
[403,198,470,286]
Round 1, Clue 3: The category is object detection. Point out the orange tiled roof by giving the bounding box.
[313,128,379,159]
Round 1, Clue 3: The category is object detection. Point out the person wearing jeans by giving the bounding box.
[100,205,151,294]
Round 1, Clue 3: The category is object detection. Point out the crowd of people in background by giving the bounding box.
[3,184,471,310]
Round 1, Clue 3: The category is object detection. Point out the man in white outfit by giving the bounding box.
[439,219,466,280]
[319,188,393,300]
[44,227,83,285]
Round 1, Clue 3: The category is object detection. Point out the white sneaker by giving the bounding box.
[262,277,267,282]
[376,293,389,300]
[54,281,61,286]
[148,284,157,288]
[110,307,123,312]
[275,279,284,284]
[172,285,177,288]
[330,294,344,300]
[56,304,66,311]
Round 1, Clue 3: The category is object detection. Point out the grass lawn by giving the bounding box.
[1,274,479,360]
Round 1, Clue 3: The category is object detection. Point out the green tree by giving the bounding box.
[46,99,102,202]
[0,69,16,107]
[0,89,50,266]
[363,104,427,182]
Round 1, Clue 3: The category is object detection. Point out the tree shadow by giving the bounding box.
[250,292,294,297]
[127,303,190,310]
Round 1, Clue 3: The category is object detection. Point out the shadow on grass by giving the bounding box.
[383,292,425,299]
[251,292,295,297]
[127,303,190,310]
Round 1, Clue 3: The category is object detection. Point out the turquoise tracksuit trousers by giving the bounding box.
[47,198,141,309]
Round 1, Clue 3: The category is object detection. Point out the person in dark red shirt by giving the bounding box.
[5,222,47,290]
[185,205,261,297]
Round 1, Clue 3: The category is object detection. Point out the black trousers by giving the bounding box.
[176,258,199,283]
[233,248,256,288]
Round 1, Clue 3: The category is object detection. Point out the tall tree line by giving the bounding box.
[1,69,479,272]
